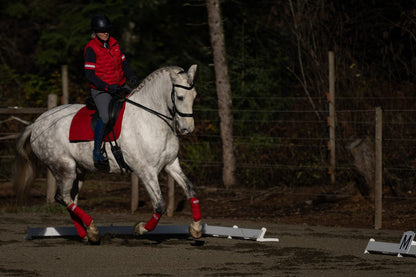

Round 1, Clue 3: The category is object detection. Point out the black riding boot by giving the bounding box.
[93,118,109,172]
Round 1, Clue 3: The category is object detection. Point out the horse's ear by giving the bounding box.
[187,64,197,83]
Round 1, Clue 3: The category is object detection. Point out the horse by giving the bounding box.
[13,65,202,243]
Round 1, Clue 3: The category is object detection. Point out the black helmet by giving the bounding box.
[91,14,112,33]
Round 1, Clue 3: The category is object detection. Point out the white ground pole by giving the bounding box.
[364,231,416,257]
[25,223,279,242]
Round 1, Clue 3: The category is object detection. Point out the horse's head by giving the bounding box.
[169,64,198,135]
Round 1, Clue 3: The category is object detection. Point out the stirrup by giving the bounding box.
[94,159,110,172]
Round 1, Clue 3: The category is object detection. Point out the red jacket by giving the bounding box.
[84,36,126,89]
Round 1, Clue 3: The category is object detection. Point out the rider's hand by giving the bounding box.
[106,84,118,94]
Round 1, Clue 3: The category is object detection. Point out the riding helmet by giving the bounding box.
[91,14,112,33]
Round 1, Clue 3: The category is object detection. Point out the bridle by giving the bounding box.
[122,82,195,132]
[170,83,195,118]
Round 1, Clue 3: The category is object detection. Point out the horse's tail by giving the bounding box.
[13,124,39,204]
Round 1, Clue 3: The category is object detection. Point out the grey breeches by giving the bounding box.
[91,85,130,124]
[91,89,112,124]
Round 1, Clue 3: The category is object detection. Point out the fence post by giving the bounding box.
[131,174,139,213]
[46,94,58,203]
[61,65,69,105]
[374,107,383,229]
[328,51,336,184]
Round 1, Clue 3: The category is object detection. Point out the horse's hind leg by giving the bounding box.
[53,164,99,243]
[54,178,87,240]
[72,168,85,206]
[164,159,202,238]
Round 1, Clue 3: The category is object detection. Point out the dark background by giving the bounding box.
[2,0,416,194]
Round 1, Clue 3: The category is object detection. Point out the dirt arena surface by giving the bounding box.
[0,212,416,277]
[1,180,416,276]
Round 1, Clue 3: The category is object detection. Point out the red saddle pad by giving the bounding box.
[69,104,126,142]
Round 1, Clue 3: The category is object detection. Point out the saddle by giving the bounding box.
[69,88,131,173]
[69,97,125,143]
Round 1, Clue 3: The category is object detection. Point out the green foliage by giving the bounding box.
[4,2,29,18]
[22,72,60,107]
[181,141,220,179]
[0,64,20,106]
[220,1,292,129]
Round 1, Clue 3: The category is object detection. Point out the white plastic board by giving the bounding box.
[26,223,279,242]
[364,231,416,257]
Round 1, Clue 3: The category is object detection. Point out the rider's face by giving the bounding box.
[96,32,109,41]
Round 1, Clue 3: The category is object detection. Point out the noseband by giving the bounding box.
[170,83,195,118]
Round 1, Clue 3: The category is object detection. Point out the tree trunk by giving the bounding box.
[346,137,375,200]
[206,0,236,188]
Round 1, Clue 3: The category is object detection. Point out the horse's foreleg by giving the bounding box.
[165,160,202,238]
[133,174,166,236]
[134,212,162,235]
[134,201,165,235]
[187,196,202,239]
[133,211,164,236]
[190,197,202,222]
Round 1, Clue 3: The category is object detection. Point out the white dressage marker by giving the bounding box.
[364,231,416,257]
[25,223,279,242]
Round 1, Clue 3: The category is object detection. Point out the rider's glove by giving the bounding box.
[106,84,118,94]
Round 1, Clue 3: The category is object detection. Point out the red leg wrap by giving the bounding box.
[70,211,87,238]
[68,203,92,227]
[190,197,202,222]
[144,213,162,231]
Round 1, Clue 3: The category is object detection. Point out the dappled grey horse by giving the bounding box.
[13,65,202,243]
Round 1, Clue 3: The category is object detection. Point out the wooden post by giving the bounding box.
[166,176,175,217]
[61,65,69,104]
[374,107,383,229]
[46,94,58,203]
[328,51,336,184]
[131,174,139,213]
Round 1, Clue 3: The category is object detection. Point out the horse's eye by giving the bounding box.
[177,95,184,101]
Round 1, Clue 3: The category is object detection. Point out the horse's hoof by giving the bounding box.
[86,220,100,243]
[189,221,202,239]
[81,236,89,244]
[133,222,148,236]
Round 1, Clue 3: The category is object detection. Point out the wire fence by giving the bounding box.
[1,96,416,199]
[184,96,416,193]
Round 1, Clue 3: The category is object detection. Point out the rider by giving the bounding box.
[84,14,140,169]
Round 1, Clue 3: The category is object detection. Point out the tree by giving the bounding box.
[206,0,236,188]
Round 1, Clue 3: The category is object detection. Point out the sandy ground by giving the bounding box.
[1,212,416,277]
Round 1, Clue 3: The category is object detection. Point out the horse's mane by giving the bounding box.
[130,66,184,96]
